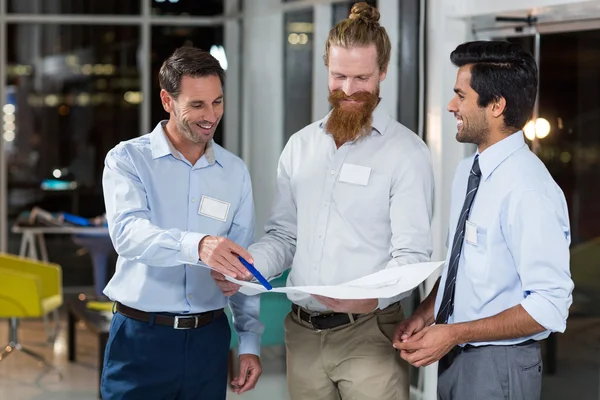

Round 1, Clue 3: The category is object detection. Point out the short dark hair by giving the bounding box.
[450,40,538,131]
[158,46,225,98]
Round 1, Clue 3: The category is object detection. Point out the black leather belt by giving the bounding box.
[116,302,223,329]
[292,303,362,331]
[463,339,537,351]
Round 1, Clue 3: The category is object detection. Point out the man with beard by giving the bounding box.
[394,41,573,400]
[100,47,263,399]
[211,3,433,399]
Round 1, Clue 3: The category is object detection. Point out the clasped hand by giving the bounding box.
[392,314,458,367]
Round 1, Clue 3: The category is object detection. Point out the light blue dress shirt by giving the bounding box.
[434,131,574,346]
[102,121,263,355]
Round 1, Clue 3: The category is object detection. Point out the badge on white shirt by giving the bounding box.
[338,163,371,186]
[465,220,478,246]
[198,196,230,222]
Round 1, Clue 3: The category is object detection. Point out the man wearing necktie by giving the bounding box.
[393,41,574,400]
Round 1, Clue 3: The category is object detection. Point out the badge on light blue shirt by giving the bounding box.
[465,220,478,246]
[198,196,230,222]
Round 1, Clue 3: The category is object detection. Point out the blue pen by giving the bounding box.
[238,256,273,291]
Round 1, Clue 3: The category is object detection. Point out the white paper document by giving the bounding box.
[225,261,445,299]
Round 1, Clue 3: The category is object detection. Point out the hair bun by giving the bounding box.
[349,2,380,23]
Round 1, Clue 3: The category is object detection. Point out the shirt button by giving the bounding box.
[330,170,336,175]
[191,198,196,203]
[188,294,192,299]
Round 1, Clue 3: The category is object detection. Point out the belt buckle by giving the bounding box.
[174,315,199,329]
[307,313,322,332]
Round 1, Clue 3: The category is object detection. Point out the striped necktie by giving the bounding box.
[436,156,482,325]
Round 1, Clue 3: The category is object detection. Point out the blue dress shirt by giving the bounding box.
[434,131,574,345]
[102,121,263,355]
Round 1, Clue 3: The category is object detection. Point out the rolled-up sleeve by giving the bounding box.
[227,166,264,355]
[103,146,207,267]
[506,189,574,332]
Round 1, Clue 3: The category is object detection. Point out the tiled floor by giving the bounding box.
[0,311,599,400]
[0,314,288,400]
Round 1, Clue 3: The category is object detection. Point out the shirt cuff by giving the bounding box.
[237,332,261,356]
[521,294,567,333]
[180,232,208,264]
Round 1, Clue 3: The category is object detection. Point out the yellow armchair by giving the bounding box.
[0,253,63,377]
[0,253,63,318]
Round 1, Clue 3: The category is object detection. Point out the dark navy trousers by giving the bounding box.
[100,310,231,400]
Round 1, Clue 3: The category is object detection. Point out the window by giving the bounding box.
[284,9,313,141]
[4,24,140,283]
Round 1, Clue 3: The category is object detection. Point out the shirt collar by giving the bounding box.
[150,120,218,166]
[478,130,526,180]
[319,99,391,136]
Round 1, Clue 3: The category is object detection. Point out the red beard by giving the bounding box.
[326,89,379,146]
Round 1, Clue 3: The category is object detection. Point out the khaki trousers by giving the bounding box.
[285,302,409,400]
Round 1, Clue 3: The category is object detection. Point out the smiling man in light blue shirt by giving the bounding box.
[395,41,574,400]
[100,47,263,400]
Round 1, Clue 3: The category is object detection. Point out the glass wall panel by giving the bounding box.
[536,30,600,319]
[500,30,600,397]
[5,24,140,284]
[506,31,600,320]
[284,9,313,141]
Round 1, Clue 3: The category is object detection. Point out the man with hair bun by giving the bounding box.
[212,3,433,399]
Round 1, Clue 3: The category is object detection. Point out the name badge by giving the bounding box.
[465,220,477,246]
[198,196,230,222]
[339,163,371,186]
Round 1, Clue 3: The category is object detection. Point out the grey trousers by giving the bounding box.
[437,342,542,400]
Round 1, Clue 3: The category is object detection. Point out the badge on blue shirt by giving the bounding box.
[465,220,478,246]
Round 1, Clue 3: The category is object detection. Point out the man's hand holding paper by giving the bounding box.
[217,260,444,300]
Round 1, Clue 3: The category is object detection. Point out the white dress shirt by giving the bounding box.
[102,122,263,355]
[434,131,574,345]
[250,102,434,311]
